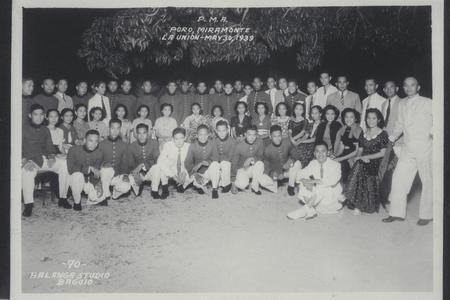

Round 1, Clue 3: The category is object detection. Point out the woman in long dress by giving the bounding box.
[344,108,388,215]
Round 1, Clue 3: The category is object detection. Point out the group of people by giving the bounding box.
[21,73,433,226]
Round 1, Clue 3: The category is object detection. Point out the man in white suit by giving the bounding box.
[382,77,433,226]
[360,78,387,131]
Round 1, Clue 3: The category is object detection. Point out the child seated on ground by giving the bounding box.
[287,141,343,220]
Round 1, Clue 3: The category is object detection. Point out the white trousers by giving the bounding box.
[100,168,132,198]
[142,164,162,192]
[22,156,69,204]
[389,149,433,219]
[235,161,277,193]
[69,172,100,204]
[297,182,343,214]
[190,161,221,189]
[288,160,303,186]
[217,161,231,187]
[159,164,193,188]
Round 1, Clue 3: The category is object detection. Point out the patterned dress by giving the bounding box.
[183,114,208,143]
[289,119,316,167]
[273,116,290,139]
[336,126,359,183]
[344,130,389,213]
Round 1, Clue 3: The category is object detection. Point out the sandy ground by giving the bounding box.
[21,180,432,293]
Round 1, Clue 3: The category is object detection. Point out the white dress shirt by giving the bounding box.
[88,93,112,125]
[157,140,190,176]
[360,92,387,131]
[390,94,433,156]
[265,87,277,109]
[315,85,338,108]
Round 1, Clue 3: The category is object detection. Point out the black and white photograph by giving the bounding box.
[10,0,445,299]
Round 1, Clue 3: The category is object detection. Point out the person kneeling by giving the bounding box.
[212,120,236,194]
[67,130,104,211]
[231,125,273,195]
[287,141,343,220]
[184,124,221,198]
[262,125,295,193]
[157,127,191,199]
[98,118,133,203]
[127,123,161,199]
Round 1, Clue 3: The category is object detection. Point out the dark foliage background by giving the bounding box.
[23,6,432,97]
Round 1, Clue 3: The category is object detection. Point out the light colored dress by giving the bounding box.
[182,114,208,143]
[272,116,290,138]
[119,118,133,143]
[154,116,178,150]
[48,126,64,153]
[88,120,108,140]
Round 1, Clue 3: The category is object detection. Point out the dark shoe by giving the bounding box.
[176,185,185,193]
[73,203,82,211]
[212,189,218,199]
[197,188,205,195]
[222,184,231,193]
[287,185,295,196]
[251,188,261,195]
[58,198,72,209]
[22,203,33,217]
[151,191,161,199]
[417,219,432,226]
[97,198,109,206]
[382,216,405,223]
[161,185,169,199]
[137,184,145,197]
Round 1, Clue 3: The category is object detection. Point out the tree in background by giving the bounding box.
[78,7,430,78]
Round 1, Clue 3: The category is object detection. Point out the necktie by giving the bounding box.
[63,94,66,103]
[385,98,391,126]
[340,91,344,106]
[176,148,182,176]
[320,163,324,179]
[100,96,106,111]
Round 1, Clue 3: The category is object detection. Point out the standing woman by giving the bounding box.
[182,102,208,143]
[315,105,342,152]
[46,109,64,153]
[252,102,271,146]
[88,80,111,125]
[344,108,388,214]
[333,108,362,183]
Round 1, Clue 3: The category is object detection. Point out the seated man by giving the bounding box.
[157,127,191,199]
[211,120,236,194]
[67,130,104,211]
[184,124,221,198]
[22,104,70,217]
[287,141,343,220]
[262,125,295,193]
[231,125,276,195]
[127,123,161,199]
[98,118,130,203]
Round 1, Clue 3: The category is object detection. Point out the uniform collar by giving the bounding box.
[244,139,256,146]
[137,140,148,146]
[83,145,97,153]
[108,136,120,143]
[198,140,209,147]
[219,135,229,142]
[29,120,42,128]
[271,141,282,148]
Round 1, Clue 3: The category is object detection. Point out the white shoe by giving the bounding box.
[86,195,105,206]
[287,208,307,220]
[352,208,361,216]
